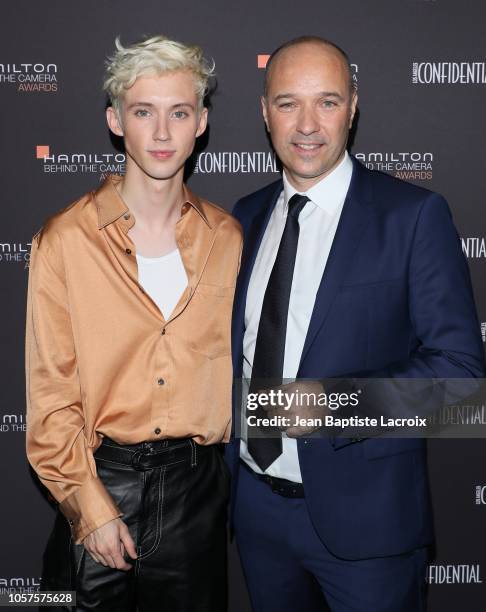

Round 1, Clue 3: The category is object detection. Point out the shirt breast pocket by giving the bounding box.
[189,283,235,359]
[195,283,235,298]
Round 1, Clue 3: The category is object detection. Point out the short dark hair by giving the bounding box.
[263,35,356,97]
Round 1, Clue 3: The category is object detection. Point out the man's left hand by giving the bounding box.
[265,380,329,437]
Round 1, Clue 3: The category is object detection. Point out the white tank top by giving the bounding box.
[136,249,188,320]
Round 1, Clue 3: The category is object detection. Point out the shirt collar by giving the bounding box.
[282,151,353,216]
[95,174,212,229]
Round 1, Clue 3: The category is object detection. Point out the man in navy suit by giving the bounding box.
[226,36,485,611]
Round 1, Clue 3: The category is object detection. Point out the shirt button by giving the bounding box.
[157,378,165,386]
[124,213,130,220]
[161,328,166,335]
[154,427,161,435]
[125,248,132,255]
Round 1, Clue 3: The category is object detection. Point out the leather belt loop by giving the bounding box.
[190,440,197,468]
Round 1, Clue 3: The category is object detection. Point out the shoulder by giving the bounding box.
[33,189,97,253]
[233,178,283,221]
[355,160,450,221]
[358,160,445,205]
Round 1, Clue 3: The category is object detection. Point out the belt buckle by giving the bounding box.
[131,449,146,471]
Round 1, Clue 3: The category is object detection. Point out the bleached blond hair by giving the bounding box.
[103,35,215,116]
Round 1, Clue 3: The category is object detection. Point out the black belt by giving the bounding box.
[94,437,208,471]
[240,460,304,498]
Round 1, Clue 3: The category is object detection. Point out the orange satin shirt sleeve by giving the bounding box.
[26,231,122,544]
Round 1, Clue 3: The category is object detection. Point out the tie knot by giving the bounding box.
[287,194,309,219]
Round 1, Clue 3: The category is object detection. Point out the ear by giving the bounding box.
[261,96,270,131]
[195,107,208,137]
[106,106,124,137]
[349,90,358,129]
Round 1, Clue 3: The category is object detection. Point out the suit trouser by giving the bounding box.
[41,438,230,612]
[234,463,428,612]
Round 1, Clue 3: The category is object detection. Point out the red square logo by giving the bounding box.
[36,145,50,159]
[257,55,270,69]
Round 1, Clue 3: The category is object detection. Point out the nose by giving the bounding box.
[295,105,320,136]
[153,115,170,141]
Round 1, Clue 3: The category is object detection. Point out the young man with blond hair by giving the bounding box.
[26,35,241,611]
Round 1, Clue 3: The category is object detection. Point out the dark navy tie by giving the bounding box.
[248,193,309,471]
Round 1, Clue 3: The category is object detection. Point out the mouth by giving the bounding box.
[291,142,326,158]
[148,150,176,160]
[292,143,325,153]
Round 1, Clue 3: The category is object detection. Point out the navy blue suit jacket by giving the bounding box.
[226,157,485,560]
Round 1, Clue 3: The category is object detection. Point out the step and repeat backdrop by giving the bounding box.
[1,0,485,610]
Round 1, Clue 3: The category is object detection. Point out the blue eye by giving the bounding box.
[172,110,189,119]
[135,109,150,117]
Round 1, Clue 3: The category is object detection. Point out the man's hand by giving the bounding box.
[83,517,137,571]
[265,380,330,437]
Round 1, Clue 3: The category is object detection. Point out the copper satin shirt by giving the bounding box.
[26,175,242,543]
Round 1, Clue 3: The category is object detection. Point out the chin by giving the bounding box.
[142,165,182,181]
[293,164,327,178]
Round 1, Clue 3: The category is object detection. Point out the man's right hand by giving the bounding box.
[83,517,137,571]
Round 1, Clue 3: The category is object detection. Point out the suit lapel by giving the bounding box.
[232,181,283,374]
[298,160,374,370]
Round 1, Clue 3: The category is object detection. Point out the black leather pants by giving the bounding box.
[41,438,229,611]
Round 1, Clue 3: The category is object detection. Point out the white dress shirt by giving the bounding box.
[240,152,353,482]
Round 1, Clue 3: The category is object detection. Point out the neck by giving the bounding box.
[118,162,185,229]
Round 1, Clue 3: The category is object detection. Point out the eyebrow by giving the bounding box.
[127,101,155,110]
[273,91,345,103]
[127,101,195,111]
[172,102,195,111]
